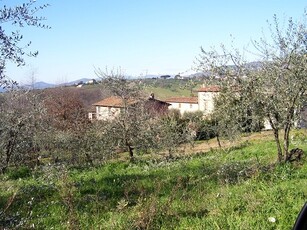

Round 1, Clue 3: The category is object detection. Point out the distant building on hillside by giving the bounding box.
[86,79,97,85]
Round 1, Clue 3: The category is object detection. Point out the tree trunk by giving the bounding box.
[126,142,134,160]
[2,131,18,173]
[168,148,173,158]
[283,123,291,161]
[268,114,283,162]
[273,128,283,163]
[85,152,94,167]
[283,105,295,161]
[216,134,222,148]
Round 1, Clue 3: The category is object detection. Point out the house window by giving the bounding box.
[178,103,181,108]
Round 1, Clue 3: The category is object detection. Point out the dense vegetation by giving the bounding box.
[1,130,306,229]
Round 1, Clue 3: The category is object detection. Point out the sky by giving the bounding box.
[3,0,307,84]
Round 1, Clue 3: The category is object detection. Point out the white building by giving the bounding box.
[91,96,126,120]
[197,85,220,116]
[165,85,220,116]
[89,95,170,121]
[165,97,198,115]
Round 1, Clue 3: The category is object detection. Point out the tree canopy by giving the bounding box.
[0,0,49,88]
[197,12,307,162]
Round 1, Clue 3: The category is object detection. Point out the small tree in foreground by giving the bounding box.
[197,13,307,163]
[95,69,160,160]
[0,90,47,172]
[157,109,194,157]
[94,69,195,160]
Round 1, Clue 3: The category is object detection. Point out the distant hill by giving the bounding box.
[20,78,97,90]
[24,81,56,89]
[1,62,265,91]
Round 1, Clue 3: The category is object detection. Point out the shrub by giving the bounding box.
[7,166,31,180]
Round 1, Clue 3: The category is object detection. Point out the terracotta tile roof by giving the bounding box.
[197,85,220,92]
[165,97,198,104]
[92,96,137,108]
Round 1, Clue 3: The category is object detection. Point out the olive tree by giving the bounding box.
[156,109,195,157]
[0,90,47,172]
[0,0,49,88]
[197,13,307,163]
[95,69,162,160]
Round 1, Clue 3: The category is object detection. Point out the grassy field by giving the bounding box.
[1,130,307,229]
[141,79,203,99]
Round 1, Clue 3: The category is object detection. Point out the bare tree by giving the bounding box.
[44,87,89,132]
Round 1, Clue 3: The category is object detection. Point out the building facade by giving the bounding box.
[165,85,220,116]
[89,95,170,121]
[165,97,198,115]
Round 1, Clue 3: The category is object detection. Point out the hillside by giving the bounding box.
[1,131,306,229]
[77,78,202,103]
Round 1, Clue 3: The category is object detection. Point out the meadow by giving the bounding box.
[1,130,306,229]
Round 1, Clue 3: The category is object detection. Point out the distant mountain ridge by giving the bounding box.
[22,78,95,89]
[26,81,56,89]
[0,62,264,91]
[0,78,95,92]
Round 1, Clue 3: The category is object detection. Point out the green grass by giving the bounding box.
[141,78,203,99]
[1,132,307,229]
[143,85,193,99]
[80,78,202,99]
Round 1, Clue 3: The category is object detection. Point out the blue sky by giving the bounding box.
[3,0,307,84]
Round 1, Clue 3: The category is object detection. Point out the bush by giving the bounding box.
[195,121,217,140]
[7,166,31,180]
[182,111,211,140]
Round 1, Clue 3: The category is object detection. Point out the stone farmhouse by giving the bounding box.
[89,94,170,121]
[165,85,220,116]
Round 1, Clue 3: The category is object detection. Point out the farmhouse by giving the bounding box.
[165,85,220,115]
[197,85,220,115]
[165,97,198,114]
[89,94,170,120]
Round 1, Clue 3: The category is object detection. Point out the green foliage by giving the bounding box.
[182,111,217,140]
[7,166,31,180]
[156,109,194,156]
